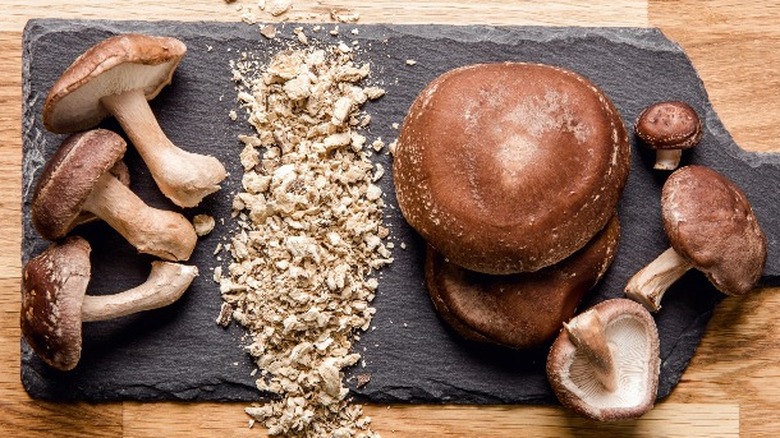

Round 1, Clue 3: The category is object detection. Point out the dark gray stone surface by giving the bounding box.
[20,19,780,404]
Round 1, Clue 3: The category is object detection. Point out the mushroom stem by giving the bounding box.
[563,308,617,392]
[101,89,226,208]
[654,149,683,170]
[625,247,693,312]
[83,170,197,261]
[82,262,198,322]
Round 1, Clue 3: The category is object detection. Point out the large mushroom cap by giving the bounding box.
[43,34,186,133]
[425,215,620,349]
[21,236,91,371]
[32,129,127,240]
[547,298,660,421]
[662,165,767,295]
[394,62,630,274]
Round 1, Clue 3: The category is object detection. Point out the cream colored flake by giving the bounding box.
[267,0,291,16]
[371,138,385,152]
[193,214,216,236]
[331,96,353,126]
[260,24,277,40]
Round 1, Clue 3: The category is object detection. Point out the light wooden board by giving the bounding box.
[2,0,780,436]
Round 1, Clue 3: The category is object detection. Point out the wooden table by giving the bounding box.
[2,1,778,436]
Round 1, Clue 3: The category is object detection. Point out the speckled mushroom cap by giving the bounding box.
[546,298,660,421]
[394,63,630,274]
[32,129,127,240]
[43,34,186,133]
[425,215,620,350]
[21,236,91,371]
[635,101,702,150]
[662,165,767,295]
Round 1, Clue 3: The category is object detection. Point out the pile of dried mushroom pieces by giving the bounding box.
[22,34,225,371]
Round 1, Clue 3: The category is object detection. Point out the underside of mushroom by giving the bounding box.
[547,298,660,421]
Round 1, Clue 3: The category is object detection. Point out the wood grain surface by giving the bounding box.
[2,1,779,436]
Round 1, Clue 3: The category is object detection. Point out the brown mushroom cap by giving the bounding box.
[662,165,767,295]
[43,34,186,133]
[425,215,620,349]
[635,101,702,150]
[546,298,660,421]
[32,129,126,240]
[21,236,91,371]
[394,63,630,274]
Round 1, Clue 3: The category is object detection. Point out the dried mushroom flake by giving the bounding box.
[221,44,392,437]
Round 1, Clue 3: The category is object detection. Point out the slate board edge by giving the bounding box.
[18,19,779,405]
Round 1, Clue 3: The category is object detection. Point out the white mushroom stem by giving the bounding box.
[654,149,683,171]
[83,171,197,261]
[563,308,616,392]
[625,247,693,312]
[82,262,198,322]
[101,89,226,208]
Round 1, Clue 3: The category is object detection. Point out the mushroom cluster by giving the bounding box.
[394,62,631,350]
[396,66,768,423]
[547,105,767,422]
[22,33,218,370]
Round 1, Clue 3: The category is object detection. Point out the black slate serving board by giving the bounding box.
[20,19,780,404]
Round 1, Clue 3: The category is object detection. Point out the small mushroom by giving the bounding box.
[42,33,226,207]
[625,165,766,312]
[635,101,702,170]
[21,236,198,371]
[547,298,660,421]
[32,129,197,261]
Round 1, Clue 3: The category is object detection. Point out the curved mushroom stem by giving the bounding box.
[625,247,693,312]
[654,149,682,171]
[564,308,617,392]
[82,171,197,261]
[82,262,198,322]
[101,89,226,208]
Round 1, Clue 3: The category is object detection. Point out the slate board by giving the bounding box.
[20,19,780,404]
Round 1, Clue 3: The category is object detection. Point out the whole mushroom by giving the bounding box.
[21,236,198,371]
[42,33,226,208]
[32,129,197,261]
[625,165,767,312]
[394,62,630,274]
[635,101,702,170]
[547,298,660,421]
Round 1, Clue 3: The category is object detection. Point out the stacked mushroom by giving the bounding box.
[393,63,631,350]
[22,34,224,371]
